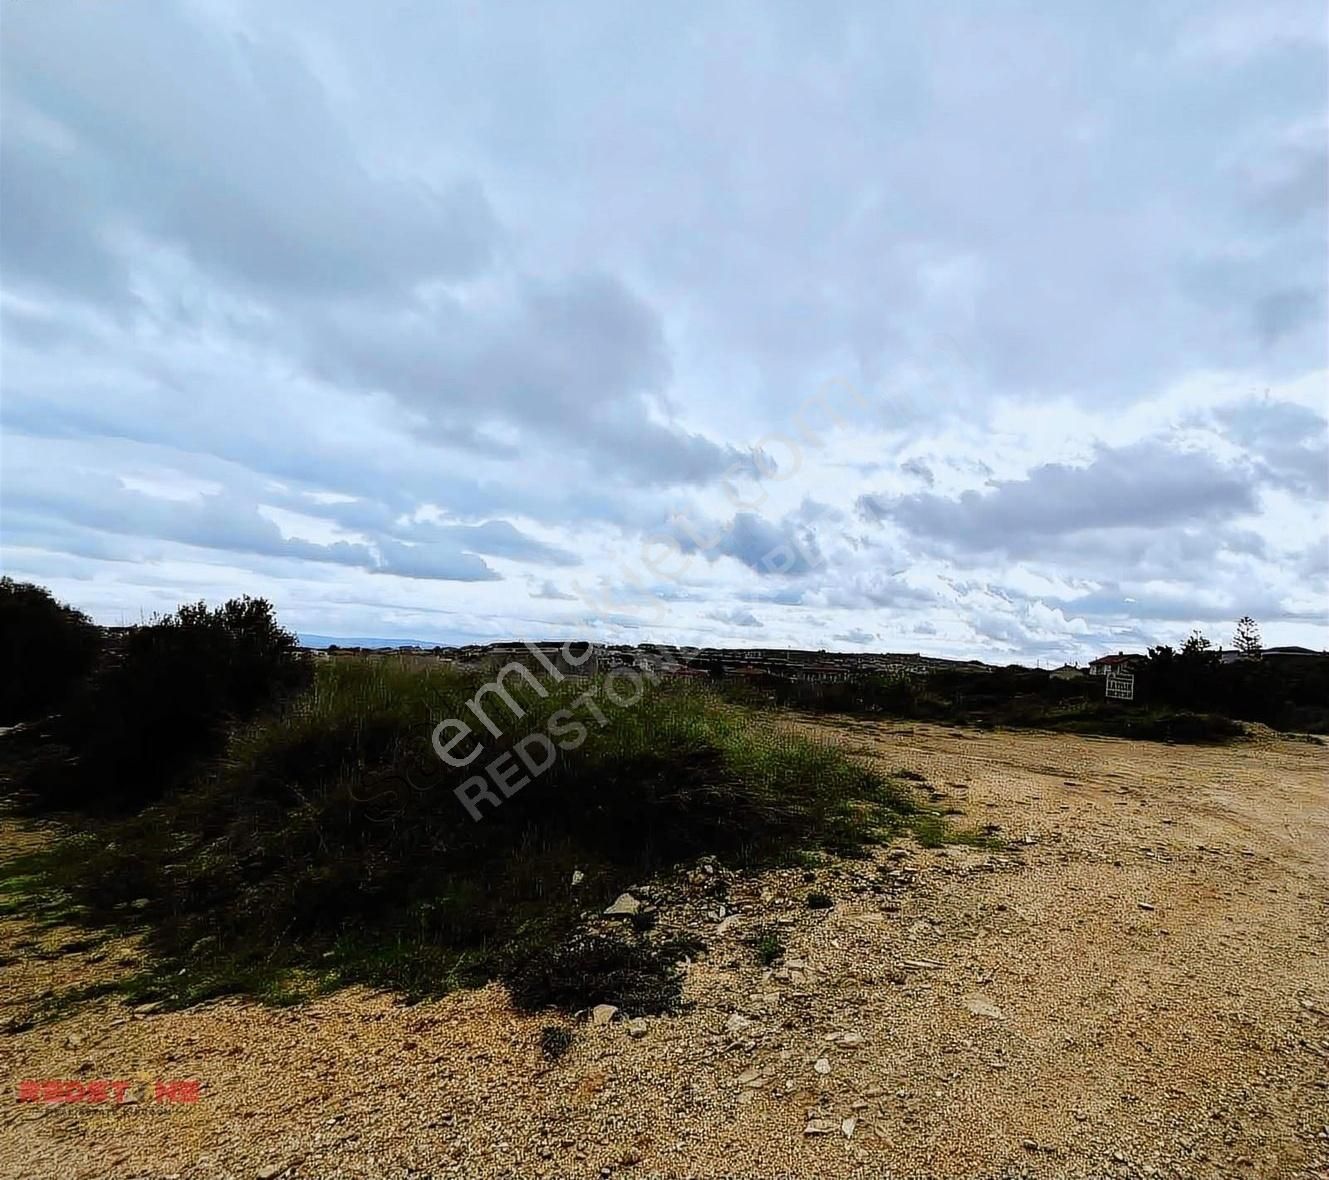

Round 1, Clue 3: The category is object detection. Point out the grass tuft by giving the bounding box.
[539,1024,574,1060]
[749,928,784,966]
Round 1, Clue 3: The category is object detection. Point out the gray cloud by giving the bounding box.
[900,458,935,487]
[707,607,763,629]
[375,540,497,582]
[529,580,577,601]
[305,273,742,484]
[1253,287,1325,347]
[1049,585,1317,627]
[0,4,738,489]
[1212,398,1329,497]
[409,520,579,567]
[673,511,824,577]
[0,440,502,582]
[833,628,876,645]
[0,3,496,303]
[861,442,1259,556]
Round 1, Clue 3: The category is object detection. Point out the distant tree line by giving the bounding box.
[1138,619,1326,730]
[726,615,1326,737]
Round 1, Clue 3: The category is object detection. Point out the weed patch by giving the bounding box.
[540,1025,574,1060]
[749,927,784,966]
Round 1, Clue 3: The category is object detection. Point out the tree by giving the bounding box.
[1233,616,1262,659]
[1152,630,1219,709]
[1181,629,1213,659]
[25,595,311,811]
[0,578,101,721]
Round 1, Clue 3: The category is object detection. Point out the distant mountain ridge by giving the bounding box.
[298,633,448,650]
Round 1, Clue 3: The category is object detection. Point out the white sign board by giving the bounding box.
[1105,672,1135,701]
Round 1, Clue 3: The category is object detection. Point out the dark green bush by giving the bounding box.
[23,595,310,811]
[1128,711,1244,744]
[750,927,784,965]
[503,933,690,1015]
[0,579,101,723]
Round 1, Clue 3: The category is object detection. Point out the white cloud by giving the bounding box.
[1,1,1325,658]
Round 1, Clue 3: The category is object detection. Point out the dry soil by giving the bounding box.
[1,720,1325,1180]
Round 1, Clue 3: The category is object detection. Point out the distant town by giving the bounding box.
[306,638,1329,683]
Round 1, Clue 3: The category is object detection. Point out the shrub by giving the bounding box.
[1129,711,1244,744]
[0,579,100,723]
[22,656,932,1007]
[539,1025,574,1060]
[503,933,690,1015]
[23,595,311,811]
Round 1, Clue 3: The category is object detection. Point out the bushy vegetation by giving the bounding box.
[749,927,784,966]
[730,633,1326,740]
[0,579,101,723]
[9,655,930,1012]
[18,596,311,811]
[1140,634,1329,732]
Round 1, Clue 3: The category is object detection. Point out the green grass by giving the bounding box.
[750,928,784,966]
[909,812,1004,850]
[1,655,970,1015]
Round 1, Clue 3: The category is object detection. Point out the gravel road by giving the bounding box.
[1,721,1325,1180]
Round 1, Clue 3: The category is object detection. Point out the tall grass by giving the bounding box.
[17,656,926,1010]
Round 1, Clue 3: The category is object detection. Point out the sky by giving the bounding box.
[1,0,1326,662]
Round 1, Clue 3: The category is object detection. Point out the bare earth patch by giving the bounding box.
[1,722,1326,1179]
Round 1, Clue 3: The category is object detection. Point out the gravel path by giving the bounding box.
[1,722,1325,1180]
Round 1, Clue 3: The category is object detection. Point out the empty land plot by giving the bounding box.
[0,722,1325,1180]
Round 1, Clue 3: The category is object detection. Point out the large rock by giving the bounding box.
[724,1012,753,1037]
[603,892,641,917]
[962,992,1005,1019]
[591,1004,619,1026]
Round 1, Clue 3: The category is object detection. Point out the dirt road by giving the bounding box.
[1,721,1326,1179]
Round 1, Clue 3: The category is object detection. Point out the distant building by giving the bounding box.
[1050,664,1086,680]
[1088,653,1145,677]
[1264,645,1327,661]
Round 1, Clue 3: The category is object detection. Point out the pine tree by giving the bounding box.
[1233,616,1262,659]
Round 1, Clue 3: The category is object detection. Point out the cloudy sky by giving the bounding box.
[2,1,1326,661]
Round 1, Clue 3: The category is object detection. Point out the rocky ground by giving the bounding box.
[0,720,1326,1180]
